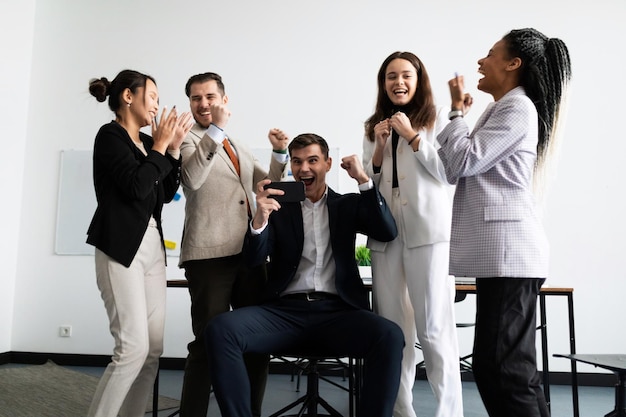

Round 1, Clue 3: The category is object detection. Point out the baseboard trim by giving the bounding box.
[1,351,618,387]
[457,368,617,387]
[547,371,617,387]
[3,351,112,367]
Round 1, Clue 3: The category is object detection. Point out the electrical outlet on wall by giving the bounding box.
[59,325,72,337]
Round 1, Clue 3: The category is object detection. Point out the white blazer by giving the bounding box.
[437,87,549,278]
[362,106,453,251]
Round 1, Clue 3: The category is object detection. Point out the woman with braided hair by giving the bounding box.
[436,28,571,416]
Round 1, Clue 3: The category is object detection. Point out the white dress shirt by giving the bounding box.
[252,180,373,295]
[282,190,335,295]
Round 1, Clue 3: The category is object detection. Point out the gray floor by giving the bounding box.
[68,365,615,417]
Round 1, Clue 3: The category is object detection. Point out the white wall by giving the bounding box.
[0,1,35,352]
[8,0,626,375]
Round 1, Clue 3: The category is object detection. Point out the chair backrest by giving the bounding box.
[454,291,467,303]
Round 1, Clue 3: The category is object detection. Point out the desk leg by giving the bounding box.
[153,368,159,417]
[539,293,550,410]
[605,372,626,417]
[568,293,580,417]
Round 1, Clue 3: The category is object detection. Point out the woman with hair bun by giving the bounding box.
[437,28,572,416]
[86,69,193,417]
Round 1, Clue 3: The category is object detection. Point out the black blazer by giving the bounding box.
[86,122,181,267]
[245,185,397,310]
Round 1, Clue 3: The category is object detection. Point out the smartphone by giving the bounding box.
[263,181,306,203]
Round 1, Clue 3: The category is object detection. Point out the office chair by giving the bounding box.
[269,354,358,417]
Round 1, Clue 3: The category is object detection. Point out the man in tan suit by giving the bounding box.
[178,72,288,417]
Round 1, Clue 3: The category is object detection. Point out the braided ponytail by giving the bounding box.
[503,28,572,171]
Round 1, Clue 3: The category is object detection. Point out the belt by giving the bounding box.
[281,292,340,302]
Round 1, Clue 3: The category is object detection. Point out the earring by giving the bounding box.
[127,102,131,107]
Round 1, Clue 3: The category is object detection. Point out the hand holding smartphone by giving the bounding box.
[263,181,305,203]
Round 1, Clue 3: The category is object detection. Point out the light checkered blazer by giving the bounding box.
[437,87,549,279]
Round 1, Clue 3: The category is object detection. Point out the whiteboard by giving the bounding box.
[54,149,190,256]
[54,148,339,257]
[55,150,96,255]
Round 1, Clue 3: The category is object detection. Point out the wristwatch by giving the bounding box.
[448,109,464,120]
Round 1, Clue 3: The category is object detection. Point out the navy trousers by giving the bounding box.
[205,297,404,417]
[473,277,549,417]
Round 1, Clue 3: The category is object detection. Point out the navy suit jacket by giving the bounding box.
[245,185,397,310]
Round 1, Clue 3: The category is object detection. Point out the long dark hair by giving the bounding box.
[89,69,156,115]
[364,51,436,142]
[503,28,572,169]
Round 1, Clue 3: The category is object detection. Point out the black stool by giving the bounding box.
[269,355,357,417]
[288,357,350,392]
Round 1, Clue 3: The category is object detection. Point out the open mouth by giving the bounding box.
[299,177,314,187]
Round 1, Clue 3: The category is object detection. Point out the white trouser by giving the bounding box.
[88,221,166,417]
[371,190,464,417]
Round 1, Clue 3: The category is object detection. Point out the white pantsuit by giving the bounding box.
[363,107,464,417]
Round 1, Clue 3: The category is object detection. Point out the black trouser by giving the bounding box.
[473,277,549,417]
[179,255,269,417]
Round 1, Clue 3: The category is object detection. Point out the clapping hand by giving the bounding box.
[169,112,194,151]
[152,106,194,154]
[151,106,178,154]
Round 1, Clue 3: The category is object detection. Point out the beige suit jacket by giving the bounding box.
[178,124,287,265]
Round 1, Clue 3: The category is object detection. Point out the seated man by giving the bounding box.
[205,133,404,417]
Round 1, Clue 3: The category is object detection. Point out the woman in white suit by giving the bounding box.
[362,51,463,417]
[437,28,571,417]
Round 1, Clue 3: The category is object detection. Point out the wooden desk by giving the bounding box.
[456,284,579,417]
[166,279,189,288]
